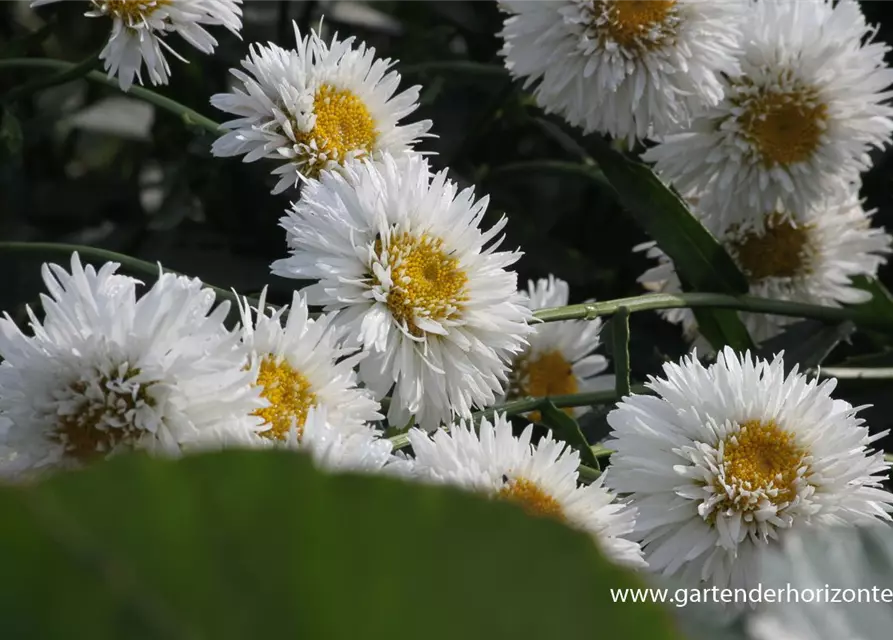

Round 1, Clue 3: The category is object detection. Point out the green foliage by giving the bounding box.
[586,139,755,353]
[538,401,600,468]
[0,451,679,639]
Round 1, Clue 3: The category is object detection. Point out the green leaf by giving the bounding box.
[0,451,678,639]
[586,139,754,352]
[756,320,856,374]
[851,276,893,324]
[539,401,600,469]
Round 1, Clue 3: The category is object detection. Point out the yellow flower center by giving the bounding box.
[296,84,378,176]
[737,86,827,167]
[53,368,153,463]
[98,0,170,23]
[498,477,566,522]
[718,419,807,509]
[595,0,678,51]
[252,355,317,441]
[510,350,579,422]
[727,213,814,282]
[373,232,469,337]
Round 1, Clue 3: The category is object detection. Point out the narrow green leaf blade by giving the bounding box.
[586,139,754,352]
[539,401,600,468]
[756,319,856,374]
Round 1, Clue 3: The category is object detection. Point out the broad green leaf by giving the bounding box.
[756,320,856,374]
[586,139,754,352]
[0,451,679,640]
[539,401,600,469]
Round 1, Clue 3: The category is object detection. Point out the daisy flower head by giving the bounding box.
[502,276,611,420]
[638,190,891,344]
[406,413,645,568]
[237,288,382,443]
[642,0,893,226]
[605,347,893,591]
[0,253,263,474]
[286,406,394,474]
[211,21,432,194]
[32,0,243,92]
[497,0,745,145]
[271,154,534,431]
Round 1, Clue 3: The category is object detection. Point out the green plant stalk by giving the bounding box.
[387,385,648,451]
[612,307,631,398]
[0,58,221,135]
[4,50,101,103]
[534,292,893,331]
[818,367,893,380]
[0,241,237,306]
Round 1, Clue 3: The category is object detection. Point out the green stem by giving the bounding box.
[577,464,601,484]
[3,50,101,104]
[387,385,648,452]
[612,307,631,398]
[533,292,893,331]
[818,367,893,380]
[0,241,237,307]
[0,58,221,135]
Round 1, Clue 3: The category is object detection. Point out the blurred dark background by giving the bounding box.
[2,0,893,442]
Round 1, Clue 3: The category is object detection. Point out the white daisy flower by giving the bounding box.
[287,406,394,474]
[236,288,382,442]
[497,0,745,144]
[0,253,263,474]
[32,0,243,92]
[210,22,432,194]
[642,0,893,225]
[638,191,891,344]
[406,413,645,568]
[605,347,893,591]
[502,275,612,419]
[271,154,534,431]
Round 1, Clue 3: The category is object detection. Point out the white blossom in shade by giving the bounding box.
[501,276,612,419]
[642,0,893,227]
[604,347,893,591]
[638,191,891,344]
[497,0,745,145]
[271,154,534,432]
[406,413,645,568]
[210,21,432,194]
[0,254,264,474]
[236,288,382,443]
[31,0,243,92]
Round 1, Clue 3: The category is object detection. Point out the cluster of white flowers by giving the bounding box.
[11,1,893,604]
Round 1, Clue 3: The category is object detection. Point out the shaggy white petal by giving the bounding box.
[605,347,893,591]
[638,190,891,344]
[33,0,243,92]
[272,154,533,431]
[0,253,263,475]
[211,21,432,194]
[643,0,893,226]
[406,413,644,568]
[501,275,612,417]
[236,288,382,442]
[498,0,745,144]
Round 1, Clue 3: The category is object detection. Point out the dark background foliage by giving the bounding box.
[2,0,893,443]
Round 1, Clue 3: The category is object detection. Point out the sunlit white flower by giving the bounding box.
[236,288,382,442]
[211,21,432,194]
[501,276,611,419]
[406,412,645,567]
[497,0,744,144]
[0,254,263,474]
[287,406,394,474]
[32,0,243,92]
[638,191,891,344]
[605,347,893,591]
[643,0,893,226]
[272,154,533,431]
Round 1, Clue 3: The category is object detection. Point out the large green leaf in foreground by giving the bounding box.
[0,451,678,639]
